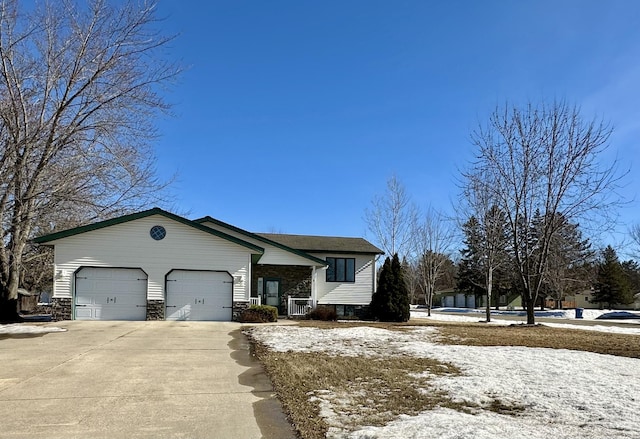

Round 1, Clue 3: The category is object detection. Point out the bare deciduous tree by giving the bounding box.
[0,0,179,320]
[462,101,624,324]
[413,207,455,316]
[402,257,421,305]
[458,170,510,322]
[631,224,640,258]
[364,175,418,258]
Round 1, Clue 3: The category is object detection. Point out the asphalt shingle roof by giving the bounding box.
[255,233,383,255]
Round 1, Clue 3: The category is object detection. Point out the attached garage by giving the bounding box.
[74,267,147,320]
[165,270,233,321]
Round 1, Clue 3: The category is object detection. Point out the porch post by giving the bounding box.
[311,266,317,307]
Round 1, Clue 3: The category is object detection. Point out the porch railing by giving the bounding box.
[250,296,261,306]
[288,297,314,316]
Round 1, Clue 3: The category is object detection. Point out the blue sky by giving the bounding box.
[152,1,639,250]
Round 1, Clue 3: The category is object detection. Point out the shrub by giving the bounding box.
[239,305,278,323]
[306,306,337,321]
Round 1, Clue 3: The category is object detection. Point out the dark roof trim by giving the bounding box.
[34,208,265,254]
[301,249,383,255]
[194,216,328,266]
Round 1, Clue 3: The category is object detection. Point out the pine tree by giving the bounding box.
[456,209,510,319]
[594,246,632,307]
[621,260,640,303]
[542,214,594,308]
[456,216,486,298]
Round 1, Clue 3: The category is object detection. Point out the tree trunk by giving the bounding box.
[486,267,493,322]
[0,294,21,322]
[525,297,535,325]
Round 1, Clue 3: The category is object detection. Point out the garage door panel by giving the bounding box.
[74,307,93,319]
[166,270,232,321]
[75,268,147,321]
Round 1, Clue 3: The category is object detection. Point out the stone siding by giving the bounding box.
[252,265,312,314]
[232,301,250,322]
[146,300,165,320]
[51,298,72,321]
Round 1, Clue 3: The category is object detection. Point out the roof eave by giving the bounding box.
[34,208,265,254]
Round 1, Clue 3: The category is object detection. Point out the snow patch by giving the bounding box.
[411,311,640,335]
[249,325,640,439]
[0,324,67,335]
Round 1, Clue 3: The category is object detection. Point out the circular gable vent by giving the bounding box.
[150,225,166,241]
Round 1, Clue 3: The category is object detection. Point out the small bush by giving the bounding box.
[239,305,278,323]
[306,306,337,321]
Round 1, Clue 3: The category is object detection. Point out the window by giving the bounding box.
[149,225,166,241]
[326,257,355,282]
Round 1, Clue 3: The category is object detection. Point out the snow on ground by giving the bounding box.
[250,325,640,439]
[0,324,67,335]
[430,307,640,321]
[411,311,640,335]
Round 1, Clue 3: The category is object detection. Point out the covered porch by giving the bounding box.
[250,264,321,316]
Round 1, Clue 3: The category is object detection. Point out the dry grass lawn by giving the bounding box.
[248,321,640,439]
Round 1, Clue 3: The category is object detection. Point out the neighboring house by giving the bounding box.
[574,290,639,310]
[34,208,383,321]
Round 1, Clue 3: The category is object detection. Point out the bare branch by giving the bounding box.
[460,101,626,324]
[0,0,179,317]
[364,175,418,258]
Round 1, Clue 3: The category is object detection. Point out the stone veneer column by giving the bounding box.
[232,301,250,322]
[51,298,72,321]
[146,300,165,320]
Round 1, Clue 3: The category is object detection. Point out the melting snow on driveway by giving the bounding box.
[0,324,67,335]
[249,325,640,439]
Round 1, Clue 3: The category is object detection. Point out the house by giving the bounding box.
[34,208,383,321]
[574,290,640,311]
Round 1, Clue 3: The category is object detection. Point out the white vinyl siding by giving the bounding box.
[199,221,323,267]
[51,215,254,303]
[313,253,376,305]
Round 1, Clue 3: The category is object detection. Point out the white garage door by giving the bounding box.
[443,295,454,307]
[166,270,233,321]
[75,267,147,320]
[466,294,476,308]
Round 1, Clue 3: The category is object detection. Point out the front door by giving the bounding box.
[264,279,281,313]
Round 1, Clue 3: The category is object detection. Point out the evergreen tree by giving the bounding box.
[594,246,632,307]
[370,254,410,322]
[456,216,486,298]
[392,254,411,322]
[541,214,594,308]
[370,257,393,321]
[621,260,640,302]
[456,209,510,319]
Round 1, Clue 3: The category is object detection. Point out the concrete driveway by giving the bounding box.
[0,321,295,439]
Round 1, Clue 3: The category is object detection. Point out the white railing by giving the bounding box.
[288,297,314,316]
[250,296,261,306]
